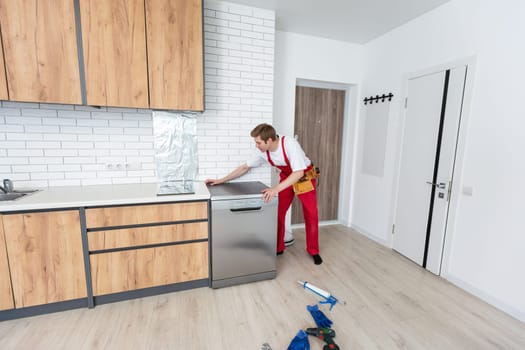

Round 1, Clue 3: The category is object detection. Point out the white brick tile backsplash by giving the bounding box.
[7,149,44,157]
[64,157,96,164]
[31,172,65,180]
[39,103,75,110]
[215,11,240,22]
[0,0,273,187]
[30,157,64,164]
[79,149,109,156]
[92,112,122,120]
[109,120,138,128]
[0,173,30,181]
[7,116,41,125]
[62,142,93,149]
[93,127,123,135]
[25,125,60,133]
[48,164,81,172]
[45,149,78,157]
[58,111,91,119]
[78,134,109,142]
[0,157,28,166]
[0,108,21,116]
[42,117,77,126]
[12,165,47,173]
[6,133,43,140]
[65,172,97,179]
[2,101,39,109]
[27,141,61,149]
[77,119,108,127]
[241,16,263,25]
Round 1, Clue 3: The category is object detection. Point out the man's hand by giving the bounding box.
[262,187,278,203]
[205,178,224,186]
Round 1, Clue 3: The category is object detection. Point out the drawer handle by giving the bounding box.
[230,207,262,212]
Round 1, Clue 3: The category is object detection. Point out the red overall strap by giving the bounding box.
[266,136,291,169]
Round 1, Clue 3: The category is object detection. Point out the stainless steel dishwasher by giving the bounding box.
[208,181,277,288]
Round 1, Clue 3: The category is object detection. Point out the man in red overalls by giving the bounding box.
[206,123,322,265]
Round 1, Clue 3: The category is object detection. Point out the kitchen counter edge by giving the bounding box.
[0,182,211,212]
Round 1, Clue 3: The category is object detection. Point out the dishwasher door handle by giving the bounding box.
[230,206,262,212]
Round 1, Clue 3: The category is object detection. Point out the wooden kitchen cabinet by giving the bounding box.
[0,215,14,311]
[0,42,8,100]
[0,0,82,104]
[145,0,204,111]
[2,210,87,308]
[86,201,209,296]
[79,0,149,108]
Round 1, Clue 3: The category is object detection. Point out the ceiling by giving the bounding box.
[225,0,450,43]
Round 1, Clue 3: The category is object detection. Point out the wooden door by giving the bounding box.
[145,0,204,111]
[0,41,7,100]
[0,0,81,104]
[3,210,87,308]
[292,86,345,223]
[79,0,149,108]
[0,215,14,311]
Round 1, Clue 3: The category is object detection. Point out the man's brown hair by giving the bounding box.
[250,123,277,142]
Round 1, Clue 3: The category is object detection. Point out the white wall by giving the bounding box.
[353,0,525,322]
[273,31,364,224]
[0,0,275,187]
[201,0,275,184]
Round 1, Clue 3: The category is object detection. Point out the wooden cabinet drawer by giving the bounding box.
[88,222,208,251]
[90,242,208,296]
[85,202,208,228]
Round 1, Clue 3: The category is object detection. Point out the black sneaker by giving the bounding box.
[312,254,323,265]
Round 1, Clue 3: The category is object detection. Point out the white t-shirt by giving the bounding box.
[246,136,311,171]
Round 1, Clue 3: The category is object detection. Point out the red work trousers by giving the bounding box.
[276,179,319,255]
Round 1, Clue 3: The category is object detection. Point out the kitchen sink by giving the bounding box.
[0,193,27,201]
[0,189,40,202]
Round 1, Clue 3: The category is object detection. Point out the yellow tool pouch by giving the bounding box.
[292,166,320,195]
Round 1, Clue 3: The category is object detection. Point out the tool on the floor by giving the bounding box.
[305,327,340,350]
[287,330,310,350]
[298,281,338,310]
[307,304,333,328]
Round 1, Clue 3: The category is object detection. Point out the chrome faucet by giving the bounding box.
[0,179,13,193]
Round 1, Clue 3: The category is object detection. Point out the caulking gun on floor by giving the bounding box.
[297,281,338,310]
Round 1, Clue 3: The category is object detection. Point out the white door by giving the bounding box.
[393,66,467,275]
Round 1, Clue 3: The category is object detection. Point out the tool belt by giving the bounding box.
[292,166,320,195]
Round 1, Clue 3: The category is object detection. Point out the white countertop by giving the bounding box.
[0,182,210,212]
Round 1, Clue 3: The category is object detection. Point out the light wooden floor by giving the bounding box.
[1,225,524,349]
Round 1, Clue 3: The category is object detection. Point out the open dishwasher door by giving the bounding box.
[208,181,277,288]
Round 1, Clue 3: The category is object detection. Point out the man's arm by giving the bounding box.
[205,164,250,185]
[261,169,304,202]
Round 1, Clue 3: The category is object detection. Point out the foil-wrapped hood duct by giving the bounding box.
[153,111,198,194]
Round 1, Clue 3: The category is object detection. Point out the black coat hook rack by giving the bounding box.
[363,92,394,105]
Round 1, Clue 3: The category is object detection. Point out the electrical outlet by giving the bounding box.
[105,162,141,170]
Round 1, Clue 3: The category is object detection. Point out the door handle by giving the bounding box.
[230,207,262,212]
[426,181,446,189]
